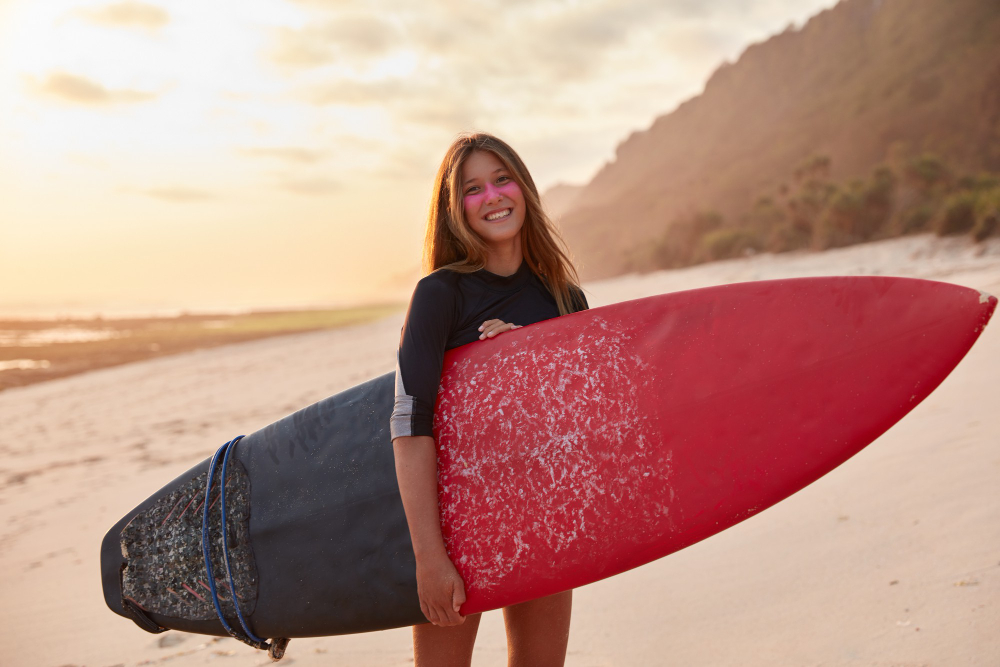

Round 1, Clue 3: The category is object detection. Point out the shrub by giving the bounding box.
[972,187,1000,242]
[649,211,724,269]
[858,166,896,240]
[809,167,896,249]
[794,155,832,183]
[689,210,725,238]
[648,235,688,269]
[957,173,999,193]
[904,154,951,194]
[815,186,865,249]
[768,220,813,252]
[742,196,787,240]
[698,228,761,262]
[973,214,998,241]
[895,204,936,235]
[649,223,696,269]
[935,192,977,236]
[784,180,835,245]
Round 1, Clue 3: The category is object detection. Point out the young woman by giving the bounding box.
[390,132,588,667]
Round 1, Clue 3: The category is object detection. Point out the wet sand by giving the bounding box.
[0,304,401,392]
[1,234,998,666]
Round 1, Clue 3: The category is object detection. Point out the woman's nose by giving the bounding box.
[484,183,503,203]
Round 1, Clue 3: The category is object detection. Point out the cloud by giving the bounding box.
[271,1,655,79]
[406,0,669,79]
[298,75,481,131]
[141,187,215,202]
[283,0,413,12]
[283,0,675,128]
[32,72,157,106]
[373,146,442,181]
[279,178,340,196]
[239,147,327,164]
[403,104,479,132]
[302,78,407,106]
[282,0,351,8]
[269,15,400,69]
[267,0,838,187]
[527,5,648,77]
[75,1,170,31]
[662,25,744,67]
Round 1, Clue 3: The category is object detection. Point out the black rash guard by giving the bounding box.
[391,260,588,440]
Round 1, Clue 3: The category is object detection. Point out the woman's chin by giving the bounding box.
[472,219,524,246]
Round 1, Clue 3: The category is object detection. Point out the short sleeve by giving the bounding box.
[390,274,458,440]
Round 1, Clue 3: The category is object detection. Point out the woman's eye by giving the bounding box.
[465,186,479,194]
[496,176,509,184]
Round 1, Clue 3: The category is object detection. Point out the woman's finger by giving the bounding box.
[430,601,451,626]
[483,323,503,338]
[438,602,464,626]
[485,323,513,338]
[452,577,467,613]
[421,600,444,626]
[480,321,520,339]
[420,600,441,625]
[478,319,501,332]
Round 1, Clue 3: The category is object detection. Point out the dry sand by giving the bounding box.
[1,234,998,667]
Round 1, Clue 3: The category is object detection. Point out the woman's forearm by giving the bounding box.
[392,435,450,561]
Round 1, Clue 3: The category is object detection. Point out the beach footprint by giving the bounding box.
[156,633,186,649]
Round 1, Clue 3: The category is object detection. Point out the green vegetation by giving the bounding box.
[973,187,1000,241]
[564,0,1000,278]
[649,211,723,268]
[184,305,402,335]
[936,192,978,236]
[640,153,1000,271]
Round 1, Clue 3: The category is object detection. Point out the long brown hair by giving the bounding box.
[423,132,583,315]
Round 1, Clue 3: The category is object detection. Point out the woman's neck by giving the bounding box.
[483,237,523,277]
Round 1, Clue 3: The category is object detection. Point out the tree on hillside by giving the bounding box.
[793,155,832,183]
[904,154,952,195]
[650,210,724,269]
[972,187,999,241]
[737,196,785,254]
[635,153,996,275]
[892,153,952,234]
[780,177,836,251]
[814,166,896,248]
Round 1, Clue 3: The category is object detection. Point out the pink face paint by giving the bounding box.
[463,191,486,212]
[464,180,522,217]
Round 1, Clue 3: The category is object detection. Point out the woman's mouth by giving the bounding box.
[485,208,512,221]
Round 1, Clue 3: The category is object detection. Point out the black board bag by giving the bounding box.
[101,372,426,645]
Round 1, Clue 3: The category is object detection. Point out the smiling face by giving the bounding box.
[460,150,526,252]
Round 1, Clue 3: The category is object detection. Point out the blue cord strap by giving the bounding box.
[201,435,278,653]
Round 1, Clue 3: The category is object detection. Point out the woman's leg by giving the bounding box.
[412,613,483,667]
[503,590,572,667]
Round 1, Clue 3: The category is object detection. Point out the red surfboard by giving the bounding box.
[435,277,996,613]
[102,276,994,649]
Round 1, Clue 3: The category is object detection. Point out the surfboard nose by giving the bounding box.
[100,516,129,619]
[973,290,997,329]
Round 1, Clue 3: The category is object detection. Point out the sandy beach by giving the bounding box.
[2,234,998,667]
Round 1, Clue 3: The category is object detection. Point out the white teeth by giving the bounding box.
[486,208,511,221]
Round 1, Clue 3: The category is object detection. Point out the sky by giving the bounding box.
[0,0,837,316]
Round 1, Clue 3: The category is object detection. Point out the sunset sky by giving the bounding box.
[0,0,836,316]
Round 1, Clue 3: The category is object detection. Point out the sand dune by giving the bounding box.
[1,234,998,666]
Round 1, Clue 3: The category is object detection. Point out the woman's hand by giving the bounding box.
[392,435,466,626]
[415,551,467,626]
[479,319,521,340]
